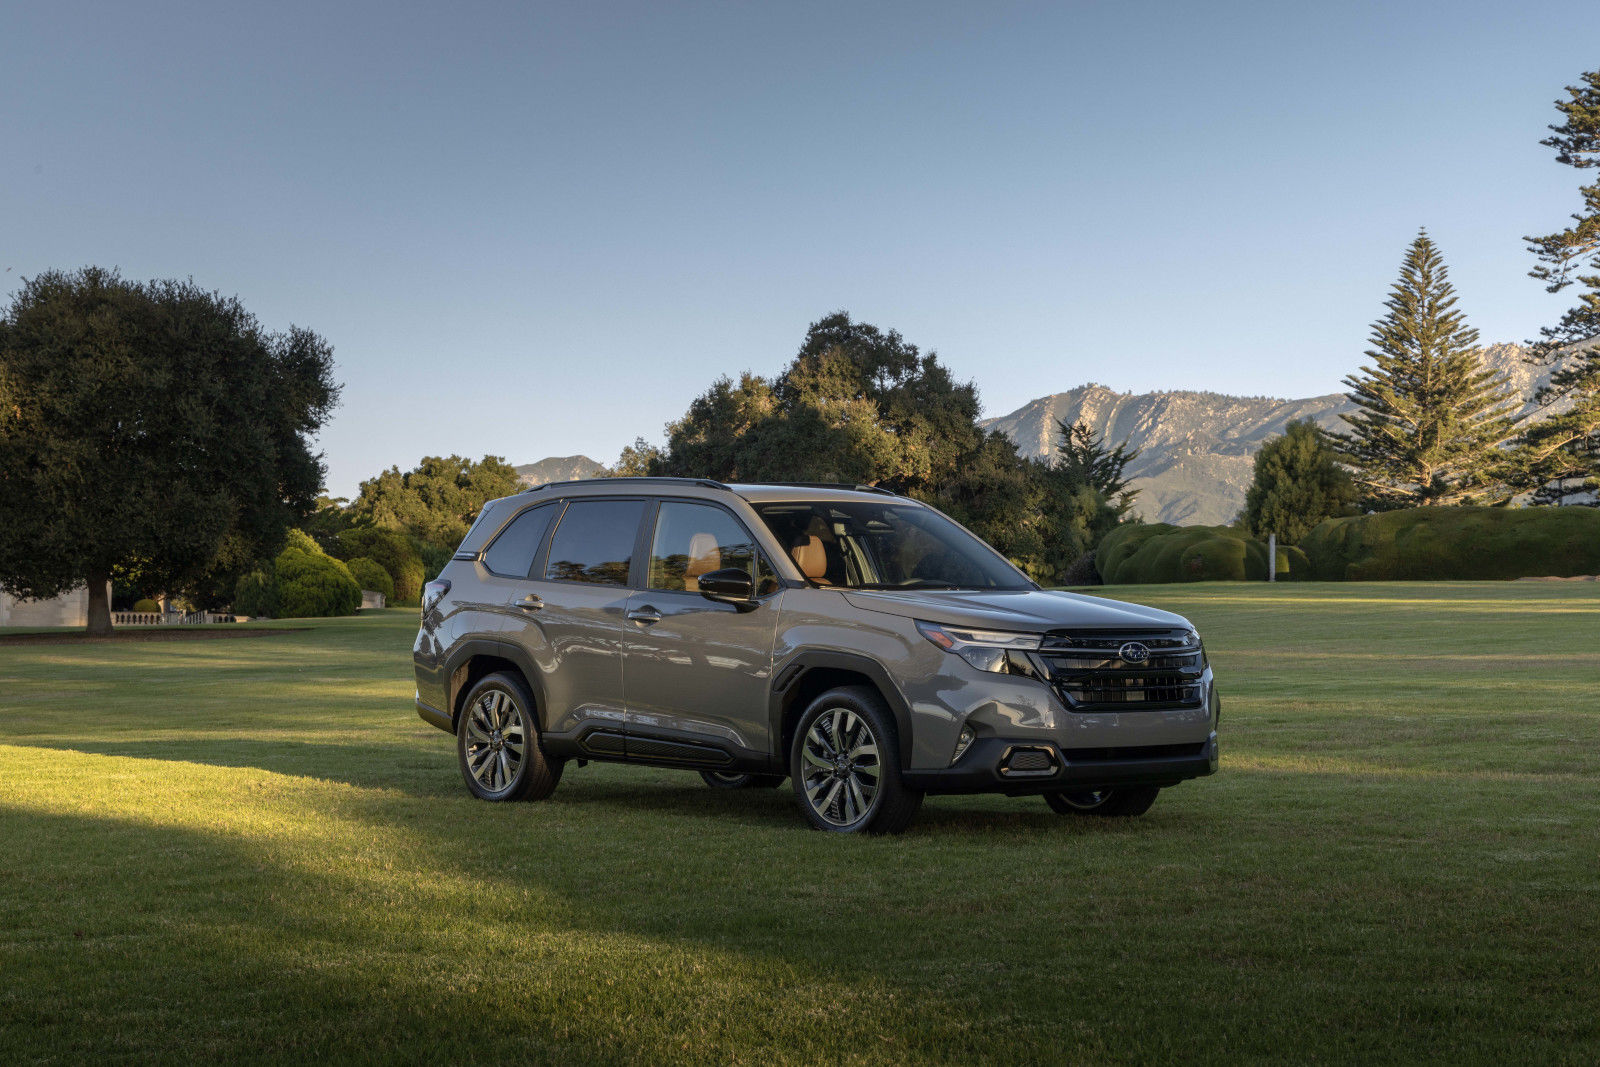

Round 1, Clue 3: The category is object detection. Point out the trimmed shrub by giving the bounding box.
[274,542,361,618]
[1098,523,1307,584]
[233,568,277,617]
[345,557,395,602]
[1299,506,1600,580]
[132,598,160,613]
[333,526,426,604]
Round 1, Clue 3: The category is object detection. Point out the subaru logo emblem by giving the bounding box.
[1118,641,1151,663]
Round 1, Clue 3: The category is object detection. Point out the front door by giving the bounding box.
[623,499,783,761]
[500,497,646,749]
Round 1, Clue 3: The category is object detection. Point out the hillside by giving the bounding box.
[515,454,605,487]
[981,344,1552,525]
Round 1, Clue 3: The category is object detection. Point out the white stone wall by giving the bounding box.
[0,583,110,628]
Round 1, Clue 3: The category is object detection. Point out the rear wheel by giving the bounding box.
[1044,786,1160,817]
[700,770,785,790]
[790,686,922,834]
[457,672,563,801]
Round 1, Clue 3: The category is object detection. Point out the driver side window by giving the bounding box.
[648,502,778,595]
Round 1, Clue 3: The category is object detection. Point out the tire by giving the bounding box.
[699,770,785,790]
[790,685,922,834]
[1043,786,1160,817]
[457,671,563,802]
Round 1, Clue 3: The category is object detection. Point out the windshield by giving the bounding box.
[753,501,1033,591]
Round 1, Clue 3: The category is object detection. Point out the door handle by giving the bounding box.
[627,606,662,625]
[516,594,543,612]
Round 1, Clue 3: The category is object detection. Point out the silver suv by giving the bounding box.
[413,478,1219,834]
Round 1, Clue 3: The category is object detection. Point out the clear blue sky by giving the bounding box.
[4,1,1597,497]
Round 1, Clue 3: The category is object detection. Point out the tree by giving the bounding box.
[350,455,520,550]
[0,268,338,633]
[605,436,665,477]
[1521,69,1600,505]
[1055,419,1140,518]
[1242,419,1359,543]
[1336,232,1516,508]
[650,312,1123,582]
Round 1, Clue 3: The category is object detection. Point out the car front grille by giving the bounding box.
[1039,628,1205,711]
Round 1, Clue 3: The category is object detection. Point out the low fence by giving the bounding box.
[112,611,238,627]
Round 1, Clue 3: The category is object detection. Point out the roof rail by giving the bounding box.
[522,475,731,493]
[747,481,898,496]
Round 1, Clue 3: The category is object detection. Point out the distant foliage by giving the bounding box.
[272,531,361,617]
[1243,420,1359,543]
[1061,551,1101,586]
[1098,524,1305,584]
[344,557,395,601]
[1299,506,1600,580]
[350,455,520,550]
[1055,420,1140,519]
[1520,68,1600,506]
[1337,232,1516,508]
[649,312,1126,583]
[233,569,276,617]
[132,598,160,613]
[332,527,425,605]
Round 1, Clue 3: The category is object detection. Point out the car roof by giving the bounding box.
[514,477,917,506]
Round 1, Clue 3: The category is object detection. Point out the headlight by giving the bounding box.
[916,620,1042,675]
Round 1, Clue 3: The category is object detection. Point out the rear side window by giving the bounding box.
[482,504,557,578]
[544,499,646,585]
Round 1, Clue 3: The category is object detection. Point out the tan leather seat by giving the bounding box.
[791,534,832,585]
[683,533,722,592]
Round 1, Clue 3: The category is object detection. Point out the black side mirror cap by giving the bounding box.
[697,567,755,604]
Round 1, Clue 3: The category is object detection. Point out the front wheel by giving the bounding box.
[457,672,563,801]
[790,686,922,834]
[700,770,785,790]
[1044,786,1160,817]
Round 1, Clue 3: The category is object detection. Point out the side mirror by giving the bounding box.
[696,567,755,604]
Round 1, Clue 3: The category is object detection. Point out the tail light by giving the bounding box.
[422,579,451,616]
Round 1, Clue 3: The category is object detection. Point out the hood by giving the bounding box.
[839,588,1192,633]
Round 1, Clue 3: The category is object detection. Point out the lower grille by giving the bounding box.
[1041,629,1205,711]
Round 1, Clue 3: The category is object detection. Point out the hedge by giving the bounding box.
[1097,523,1307,584]
[231,530,362,618]
[345,557,396,602]
[333,527,426,605]
[1298,506,1600,580]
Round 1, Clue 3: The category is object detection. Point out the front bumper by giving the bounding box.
[901,731,1219,796]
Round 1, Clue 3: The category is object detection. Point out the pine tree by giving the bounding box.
[1055,419,1140,518]
[1521,69,1600,506]
[1242,419,1358,543]
[1337,231,1516,508]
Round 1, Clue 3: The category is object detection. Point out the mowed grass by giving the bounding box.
[1,584,1598,1064]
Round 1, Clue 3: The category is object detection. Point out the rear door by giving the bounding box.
[622,499,784,761]
[499,497,647,749]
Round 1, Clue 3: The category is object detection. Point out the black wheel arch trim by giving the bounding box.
[767,650,915,767]
[441,638,552,734]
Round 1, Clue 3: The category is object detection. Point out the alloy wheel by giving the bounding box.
[799,707,881,827]
[463,688,526,793]
[1058,789,1110,810]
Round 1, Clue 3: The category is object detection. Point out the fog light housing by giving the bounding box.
[951,725,975,765]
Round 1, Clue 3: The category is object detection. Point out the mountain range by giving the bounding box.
[519,344,1552,526]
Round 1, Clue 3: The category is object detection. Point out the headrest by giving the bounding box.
[790,534,830,581]
[684,533,722,590]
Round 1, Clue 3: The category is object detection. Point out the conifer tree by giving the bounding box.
[1242,419,1358,543]
[1521,69,1600,505]
[1337,231,1515,508]
[1055,419,1140,518]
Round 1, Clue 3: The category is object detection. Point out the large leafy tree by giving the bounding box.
[651,312,1120,582]
[1055,419,1140,518]
[1337,232,1516,508]
[0,268,338,633]
[350,454,520,550]
[1521,69,1600,505]
[1242,419,1359,543]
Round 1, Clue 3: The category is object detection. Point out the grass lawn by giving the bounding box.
[2,584,1598,1064]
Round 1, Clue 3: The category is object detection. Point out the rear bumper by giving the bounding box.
[901,732,1218,796]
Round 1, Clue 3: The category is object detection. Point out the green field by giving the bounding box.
[2,584,1598,1064]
